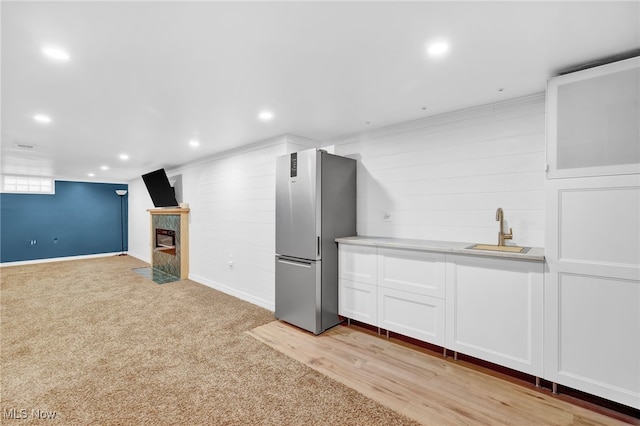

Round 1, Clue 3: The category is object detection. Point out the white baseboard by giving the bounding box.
[126,251,150,264]
[189,273,275,312]
[0,252,124,268]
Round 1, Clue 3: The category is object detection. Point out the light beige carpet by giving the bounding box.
[1,256,418,425]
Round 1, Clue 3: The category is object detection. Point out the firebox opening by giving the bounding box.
[155,228,176,255]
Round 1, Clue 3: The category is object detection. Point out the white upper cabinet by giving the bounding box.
[546,56,640,178]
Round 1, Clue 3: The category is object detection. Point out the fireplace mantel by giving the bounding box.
[147,208,191,215]
[148,208,190,280]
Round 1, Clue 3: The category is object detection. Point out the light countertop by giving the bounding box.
[335,236,545,261]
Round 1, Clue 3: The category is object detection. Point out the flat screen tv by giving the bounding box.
[142,168,178,208]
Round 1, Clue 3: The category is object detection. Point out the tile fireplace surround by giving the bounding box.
[148,208,190,280]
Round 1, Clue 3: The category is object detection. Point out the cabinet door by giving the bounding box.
[338,244,377,284]
[546,56,640,178]
[378,286,445,345]
[378,248,445,298]
[446,255,544,376]
[338,279,377,324]
[545,174,640,409]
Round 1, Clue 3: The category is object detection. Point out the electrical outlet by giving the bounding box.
[381,211,392,222]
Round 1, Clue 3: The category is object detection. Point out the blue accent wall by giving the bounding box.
[0,181,128,263]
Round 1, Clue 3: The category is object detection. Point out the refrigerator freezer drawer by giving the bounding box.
[275,256,322,334]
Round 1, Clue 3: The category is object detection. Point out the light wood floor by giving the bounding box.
[248,321,638,426]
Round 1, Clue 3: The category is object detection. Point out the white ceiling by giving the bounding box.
[2,1,639,183]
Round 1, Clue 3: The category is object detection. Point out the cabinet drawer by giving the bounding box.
[339,279,377,325]
[378,287,445,346]
[378,248,445,298]
[339,244,377,285]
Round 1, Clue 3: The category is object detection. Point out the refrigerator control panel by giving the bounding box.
[290,152,297,178]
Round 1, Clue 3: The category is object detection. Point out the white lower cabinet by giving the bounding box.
[377,248,446,345]
[339,279,377,324]
[544,273,639,409]
[445,254,544,377]
[377,248,446,298]
[378,287,445,345]
[339,238,638,408]
[338,244,377,285]
[544,175,640,409]
[338,244,543,375]
[338,244,378,323]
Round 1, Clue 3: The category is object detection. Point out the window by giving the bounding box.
[1,175,54,194]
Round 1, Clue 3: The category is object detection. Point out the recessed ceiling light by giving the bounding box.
[88,173,95,177]
[101,165,109,170]
[119,154,129,161]
[426,41,449,57]
[189,139,200,147]
[42,46,70,61]
[258,111,274,122]
[33,114,52,124]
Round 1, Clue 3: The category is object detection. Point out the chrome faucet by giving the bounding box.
[496,207,513,246]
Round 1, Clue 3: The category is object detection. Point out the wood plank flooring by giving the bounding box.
[247,321,638,426]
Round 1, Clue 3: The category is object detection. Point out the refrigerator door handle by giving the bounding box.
[277,256,313,268]
[317,236,320,256]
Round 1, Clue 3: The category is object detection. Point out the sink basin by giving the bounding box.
[467,244,529,253]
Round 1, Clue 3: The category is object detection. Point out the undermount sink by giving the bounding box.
[466,244,530,253]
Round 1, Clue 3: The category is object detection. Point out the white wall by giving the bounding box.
[128,94,546,312]
[329,94,546,247]
[127,135,316,310]
[127,177,155,262]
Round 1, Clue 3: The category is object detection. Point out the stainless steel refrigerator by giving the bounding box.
[275,148,356,334]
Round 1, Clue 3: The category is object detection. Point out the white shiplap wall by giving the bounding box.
[127,135,317,310]
[330,94,546,247]
[128,95,546,312]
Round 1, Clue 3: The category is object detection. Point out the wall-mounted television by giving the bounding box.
[141,168,178,208]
